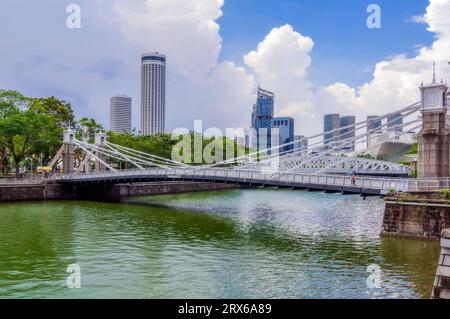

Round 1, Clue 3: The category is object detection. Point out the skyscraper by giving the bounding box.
[141,52,166,135]
[367,115,382,133]
[271,117,294,153]
[251,87,274,151]
[110,95,132,133]
[294,135,308,154]
[323,114,340,147]
[387,113,403,132]
[367,115,382,148]
[340,115,356,151]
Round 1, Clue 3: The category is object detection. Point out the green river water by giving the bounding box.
[0,189,440,299]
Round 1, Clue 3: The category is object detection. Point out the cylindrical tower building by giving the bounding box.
[141,52,166,135]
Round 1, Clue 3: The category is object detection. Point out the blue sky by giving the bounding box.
[0,0,447,135]
[219,0,433,87]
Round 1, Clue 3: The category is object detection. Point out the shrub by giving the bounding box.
[441,189,450,200]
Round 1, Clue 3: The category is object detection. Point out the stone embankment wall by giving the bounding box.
[72,181,239,202]
[0,181,239,203]
[382,192,450,240]
[0,183,73,202]
[432,229,450,299]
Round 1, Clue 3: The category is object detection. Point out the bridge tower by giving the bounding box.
[95,132,107,171]
[417,70,449,178]
[62,129,75,173]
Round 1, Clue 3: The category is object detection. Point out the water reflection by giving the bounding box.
[0,189,440,298]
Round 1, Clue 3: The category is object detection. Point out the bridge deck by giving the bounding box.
[51,168,442,197]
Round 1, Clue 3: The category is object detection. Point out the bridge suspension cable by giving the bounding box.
[204,103,421,169]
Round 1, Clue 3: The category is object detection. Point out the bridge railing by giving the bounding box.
[0,176,44,185]
[53,167,450,194]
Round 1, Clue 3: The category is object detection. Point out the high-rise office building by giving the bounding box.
[271,117,294,153]
[340,115,356,151]
[110,95,132,133]
[251,87,274,151]
[294,135,308,154]
[324,114,340,147]
[387,113,403,132]
[141,52,166,135]
[367,115,382,133]
[367,115,382,148]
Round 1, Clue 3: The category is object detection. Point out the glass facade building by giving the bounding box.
[271,117,295,153]
[294,135,308,154]
[367,115,382,133]
[323,114,340,147]
[251,87,274,151]
[387,113,403,132]
[340,116,356,151]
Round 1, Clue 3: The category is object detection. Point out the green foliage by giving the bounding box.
[409,170,417,178]
[76,117,104,145]
[441,189,450,200]
[28,96,75,127]
[0,90,74,175]
[0,89,251,174]
[357,154,374,160]
[407,143,418,155]
[108,132,177,160]
[107,132,250,166]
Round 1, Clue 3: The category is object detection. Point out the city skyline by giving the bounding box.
[1,1,450,303]
[0,1,449,137]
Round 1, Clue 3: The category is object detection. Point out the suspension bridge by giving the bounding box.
[49,78,450,196]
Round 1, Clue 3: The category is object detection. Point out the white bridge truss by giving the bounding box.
[50,99,435,194]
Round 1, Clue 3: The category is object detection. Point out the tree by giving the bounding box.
[0,90,27,174]
[107,131,250,168]
[77,117,103,143]
[0,90,72,176]
[28,96,75,127]
[0,110,60,176]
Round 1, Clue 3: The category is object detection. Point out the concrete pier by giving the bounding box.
[432,229,450,299]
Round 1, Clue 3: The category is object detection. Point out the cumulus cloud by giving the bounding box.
[0,0,449,137]
[110,0,256,130]
[0,0,255,132]
[243,24,316,132]
[112,0,224,78]
[239,0,450,135]
[316,0,450,123]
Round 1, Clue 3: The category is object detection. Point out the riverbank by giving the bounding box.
[0,181,240,202]
[0,189,439,298]
[382,192,450,240]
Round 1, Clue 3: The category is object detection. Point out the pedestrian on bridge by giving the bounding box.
[351,172,357,187]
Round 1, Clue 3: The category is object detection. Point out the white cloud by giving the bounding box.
[1,0,449,137]
[408,15,426,24]
[110,0,256,131]
[317,0,450,123]
[112,0,224,78]
[0,0,255,132]
[243,24,316,132]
